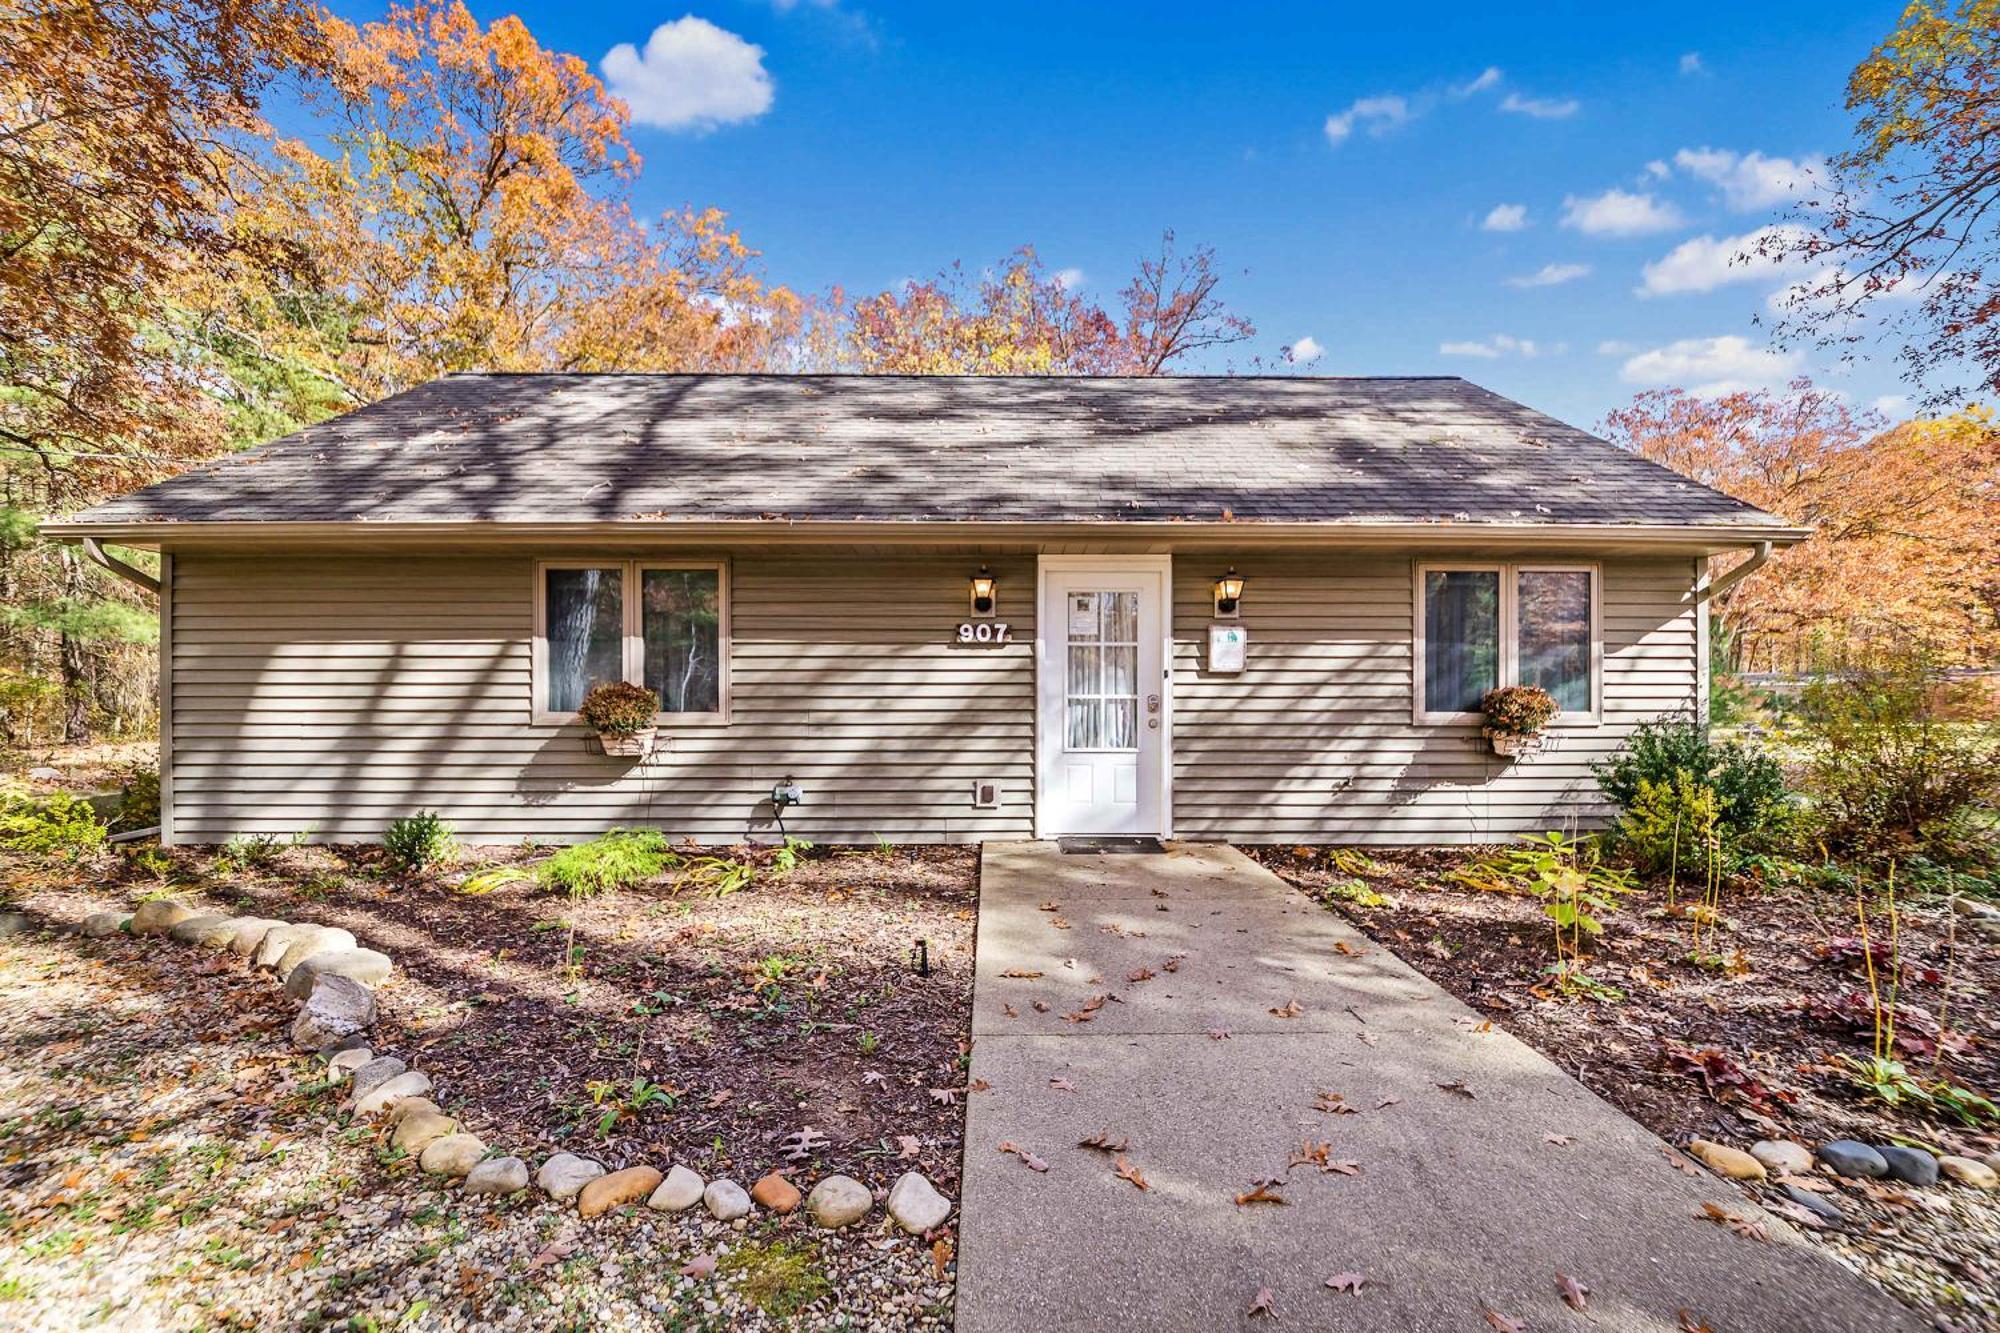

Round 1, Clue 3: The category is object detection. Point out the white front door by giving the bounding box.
[1038,559,1168,836]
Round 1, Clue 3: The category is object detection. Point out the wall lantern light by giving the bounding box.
[1213,567,1246,618]
[969,566,998,617]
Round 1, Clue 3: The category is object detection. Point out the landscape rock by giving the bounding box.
[1940,1155,1998,1189]
[1817,1141,1888,1178]
[537,1153,606,1200]
[750,1173,802,1213]
[1749,1141,1814,1177]
[579,1166,664,1218]
[0,912,28,938]
[1782,1183,1846,1223]
[274,927,358,981]
[290,974,378,1050]
[225,918,286,956]
[648,1165,705,1211]
[703,1179,752,1221]
[465,1156,530,1195]
[254,922,327,968]
[1987,1152,2000,1176]
[385,1097,441,1125]
[284,948,394,999]
[419,1133,487,1177]
[806,1175,872,1228]
[326,1047,374,1082]
[130,899,196,936]
[345,1055,406,1100]
[351,1069,431,1116]
[1689,1139,1766,1181]
[392,1109,459,1154]
[1877,1145,1939,1186]
[887,1171,951,1234]
[27,765,62,782]
[167,913,232,945]
[189,917,252,949]
[81,912,128,938]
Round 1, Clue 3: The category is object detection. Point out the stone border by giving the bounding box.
[93,898,957,1234]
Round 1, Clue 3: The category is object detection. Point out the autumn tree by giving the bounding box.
[1765,0,2000,405]
[1603,381,2000,667]
[841,234,1253,375]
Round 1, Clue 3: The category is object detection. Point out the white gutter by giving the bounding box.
[1689,540,1776,605]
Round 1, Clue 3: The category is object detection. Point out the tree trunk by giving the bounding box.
[58,547,90,745]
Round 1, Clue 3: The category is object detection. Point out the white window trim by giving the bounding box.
[1412,561,1601,727]
[532,558,731,727]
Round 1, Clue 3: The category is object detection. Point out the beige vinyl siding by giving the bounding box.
[166,553,1036,844]
[1170,554,1700,844]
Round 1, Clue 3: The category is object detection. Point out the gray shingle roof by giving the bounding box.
[65,373,1788,529]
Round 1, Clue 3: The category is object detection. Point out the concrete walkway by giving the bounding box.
[956,842,1919,1333]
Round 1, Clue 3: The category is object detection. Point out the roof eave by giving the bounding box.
[39,517,1814,554]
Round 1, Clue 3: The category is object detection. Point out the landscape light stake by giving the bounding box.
[912,938,930,977]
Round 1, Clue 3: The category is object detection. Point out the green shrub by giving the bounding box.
[535,828,676,897]
[221,831,293,871]
[115,767,160,832]
[1793,652,1999,865]
[1617,770,1721,875]
[0,790,107,860]
[1594,718,1787,836]
[384,811,458,875]
[578,681,659,735]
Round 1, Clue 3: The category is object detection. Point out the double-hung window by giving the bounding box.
[1414,562,1599,723]
[534,560,729,724]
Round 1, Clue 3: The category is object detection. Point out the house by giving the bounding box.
[45,374,1806,847]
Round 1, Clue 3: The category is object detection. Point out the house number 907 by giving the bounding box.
[956,622,1011,644]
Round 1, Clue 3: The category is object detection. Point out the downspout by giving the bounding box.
[73,537,169,844]
[1688,540,1773,606]
[79,537,161,594]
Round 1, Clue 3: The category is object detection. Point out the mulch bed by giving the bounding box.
[1251,844,2000,1331]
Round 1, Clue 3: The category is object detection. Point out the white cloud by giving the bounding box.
[1440,334,1539,359]
[1457,66,1503,96]
[1053,267,1085,291]
[1286,335,1324,363]
[1596,339,1636,356]
[602,17,774,132]
[1643,159,1671,181]
[1679,52,1705,75]
[1672,146,1825,211]
[1482,203,1528,232]
[1638,225,1814,296]
[1324,94,1409,145]
[1561,188,1684,237]
[1506,262,1591,288]
[1499,92,1579,119]
[1619,335,1805,395]
[1872,394,1911,417]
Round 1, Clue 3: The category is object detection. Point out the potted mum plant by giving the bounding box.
[579,680,660,757]
[1480,684,1559,758]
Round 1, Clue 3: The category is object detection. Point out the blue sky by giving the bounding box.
[340,1,1923,429]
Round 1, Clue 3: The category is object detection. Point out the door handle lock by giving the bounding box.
[1146,694,1160,713]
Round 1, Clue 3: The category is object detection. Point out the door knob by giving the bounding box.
[1146,694,1160,713]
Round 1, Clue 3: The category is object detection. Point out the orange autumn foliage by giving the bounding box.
[1603,382,2000,667]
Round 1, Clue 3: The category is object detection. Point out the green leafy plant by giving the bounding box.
[770,834,814,876]
[1617,770,1721,878]
[534,828,676,898]
[114,767,160,832]
[0,789,106,860]
[220,830,305,871]
[384,811,458,876]
[583,1075,676,1137]
[1479,685,1559,737]
[1459,832,1634,994]
[1593,718,1787,837]
[577,681,659,736]
[456,864,532,896]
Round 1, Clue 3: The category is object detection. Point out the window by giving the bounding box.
[1415,563,1598,723]
[535,560,728,723]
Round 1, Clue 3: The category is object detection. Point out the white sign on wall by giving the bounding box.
[1208,622,1247,673]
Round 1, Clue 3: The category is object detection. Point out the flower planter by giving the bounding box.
[595,728,655,758]
[1483,728,1543,759]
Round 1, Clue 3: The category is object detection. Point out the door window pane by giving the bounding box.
[642,568,722,714]
[1518,570,1592,712]
[1065,589,1140,751]
[545,567,623,713]
[1423,570,1499,714]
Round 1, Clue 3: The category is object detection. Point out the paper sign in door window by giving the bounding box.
[1068,594,1099,638]
[1208,623,1247,673]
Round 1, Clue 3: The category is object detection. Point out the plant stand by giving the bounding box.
[1484,729,1543,759]
[595,728,656,758]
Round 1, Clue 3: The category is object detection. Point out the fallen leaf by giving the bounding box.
[1060,1008,1097,1024]
[1356,1030,1379,1047]
[1290,1141,1333,1171]
[969,1078,992,1093]
[1677,1311,1716,1333]
[1325,1271,1366,1295]
[1207,1028,1231,1040]
[1113,1154,1150,1191]
[997,1141,1050,1172]
[1000,968,1044,979]
[1270,999,1304,1019]
[1234,1183,1287,1206]
[1697,1201,1768,1241]
[1314,1090,1358,1115]
[679,1252,717,1280]
[897,1135,921,1159]
[1128,967,1156,983]
[1248,1286,1276,1318]
[1032,1000,1051,1013]
[1374,1095,1402,1110]
[1162,954,1184,972]
[1436,1080,1477,1099]
[1661,1146,1702,1176]
[1556,1271,1589,1312]
[527,1235,578,1272]
[1050,917,1072,930]
[1049,1077,1076,1093]
[1038,902,1061,912]
[861,1070,889,1087]
[931,1238,953,1280]
[1079,1132,1131,1153]
[1483,1311,1527,1333]
[1333,940,1366,956]
[1002,1003,1019,1019]
[1542,1133,1574,1147]
[929,1087,960,1105]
